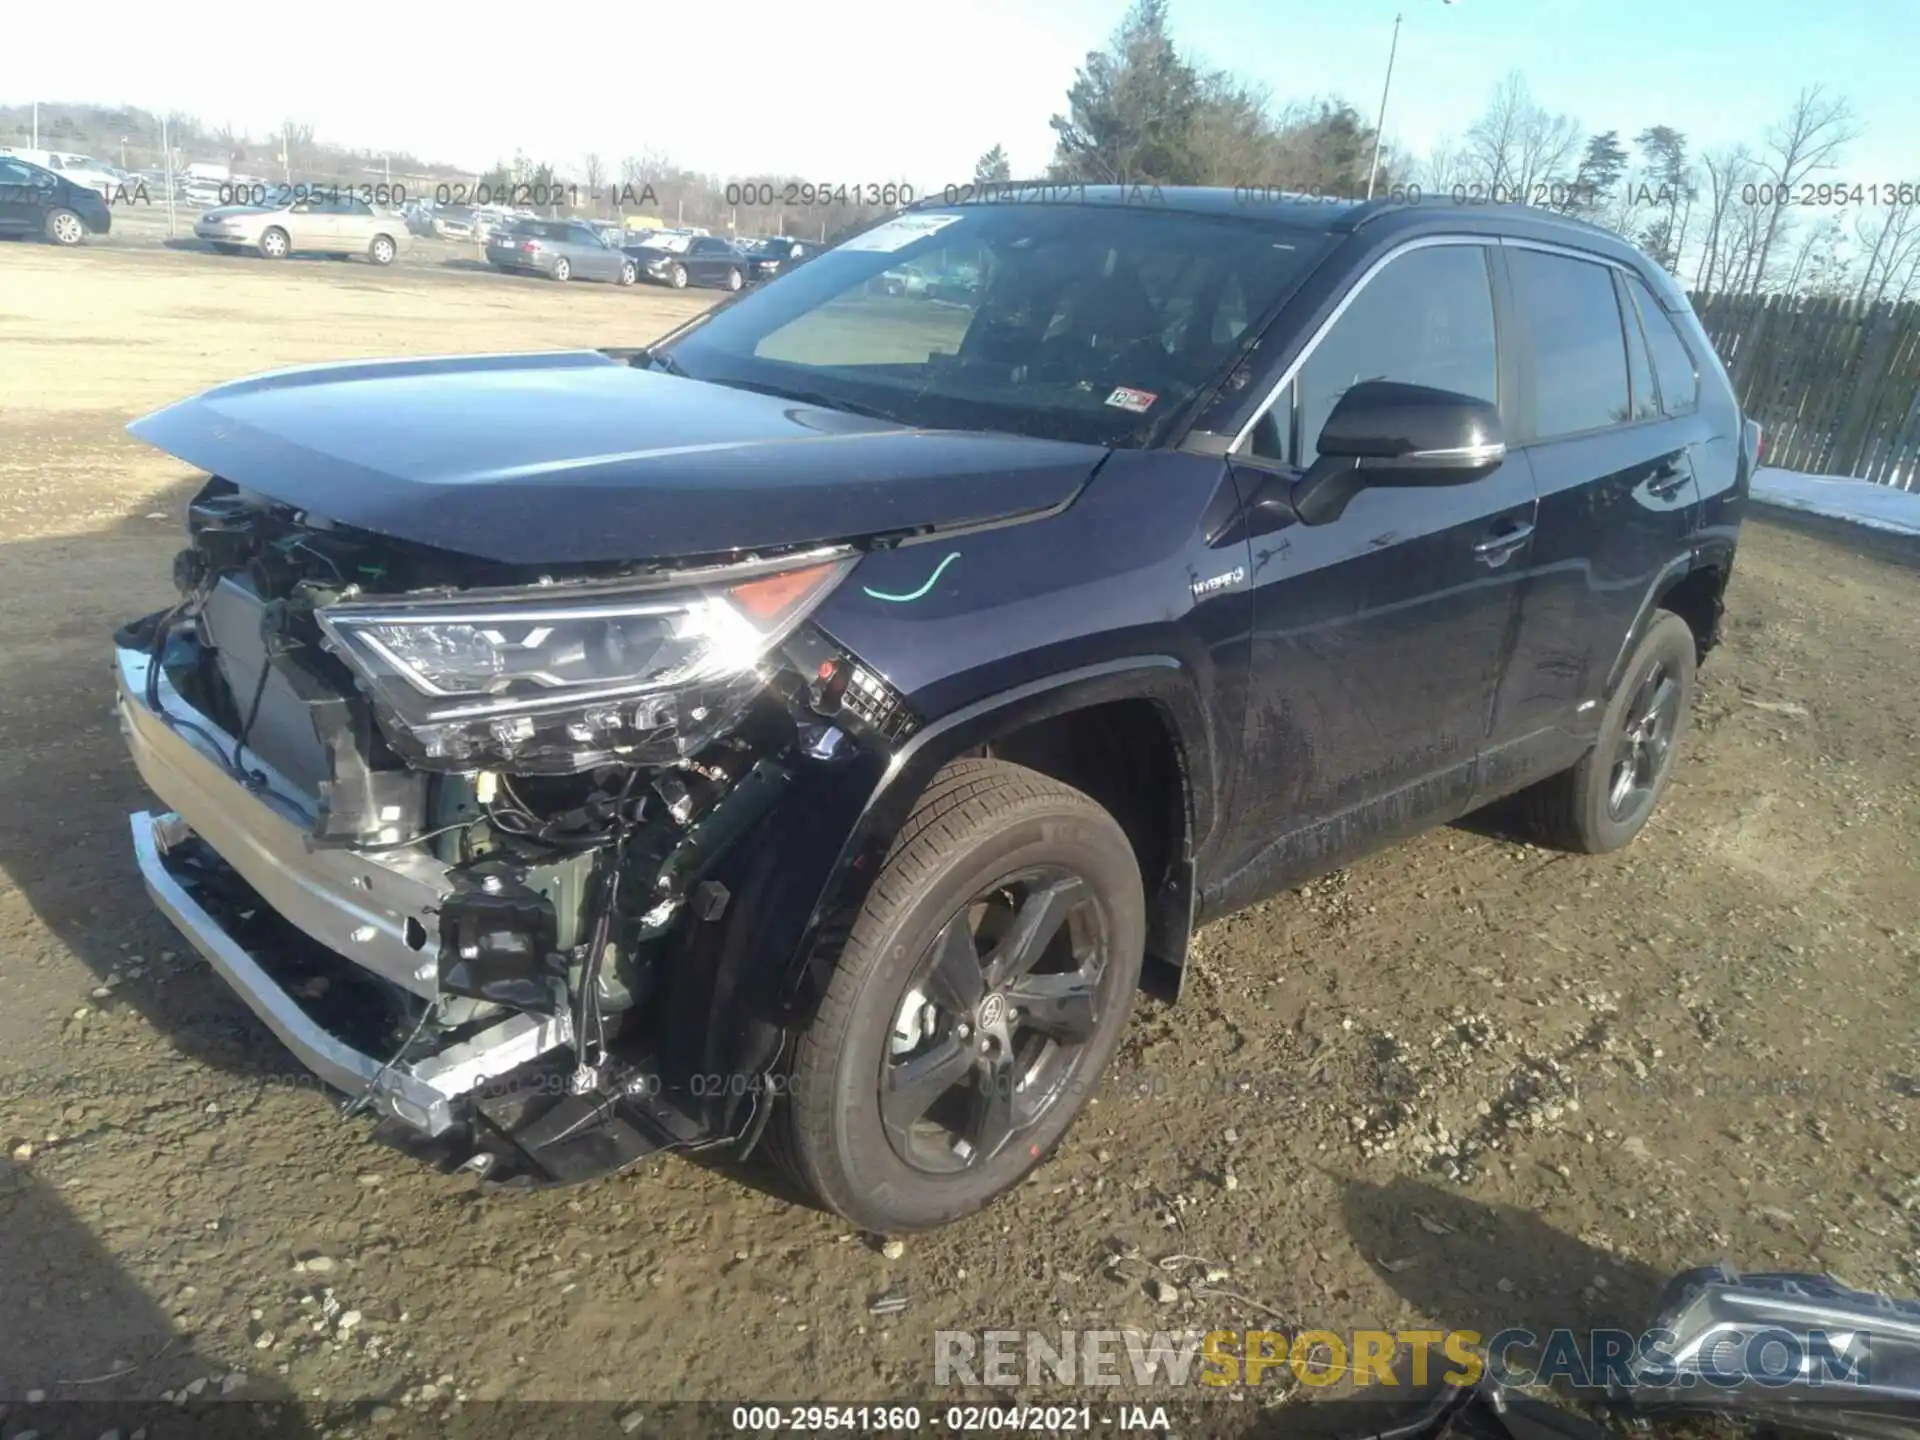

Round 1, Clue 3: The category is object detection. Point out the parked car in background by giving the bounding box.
[400,199,438,237]
[0,148,121,197]
[737,235,812,282]
[195,195,410,264]
[433,206,477,240]
[0,155,112,244]
[487,218,637,284]
[628,233,749,290]
[472,208,526,245]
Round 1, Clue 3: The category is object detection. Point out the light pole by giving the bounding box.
[1366,1,1457,201]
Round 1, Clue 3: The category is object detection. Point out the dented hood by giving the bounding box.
[128,350,1106,565]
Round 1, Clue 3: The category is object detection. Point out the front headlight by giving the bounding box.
[316,550,855,773]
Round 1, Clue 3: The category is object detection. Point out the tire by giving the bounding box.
[777,758,1145,1233]
[1515,610,1696,854]
[668,262,687,289]
[46,208,87,246]
[619,260,637,286]
[551,256,571,282]
[258,226,290,260]
[368,234,396,266]
[725,266,743,292]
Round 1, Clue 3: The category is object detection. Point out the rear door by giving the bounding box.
[337,197,378,251]
[1485,243,1704,793]
[1207,239,1538,907]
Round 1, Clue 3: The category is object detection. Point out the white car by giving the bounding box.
[0,148,121,197]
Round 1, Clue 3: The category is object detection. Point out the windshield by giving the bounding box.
[657,204,1328,447]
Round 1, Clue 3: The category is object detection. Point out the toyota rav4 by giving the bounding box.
[112,190,1752,1232]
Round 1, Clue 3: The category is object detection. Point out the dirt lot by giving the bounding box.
[1,239,1917,1429]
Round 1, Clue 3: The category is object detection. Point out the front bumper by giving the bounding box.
[114,642,572,1136]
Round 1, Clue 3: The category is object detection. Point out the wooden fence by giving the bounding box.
[1688,291,1920,489]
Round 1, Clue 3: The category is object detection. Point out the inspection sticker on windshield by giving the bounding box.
[1104,386,1159,413]
[839,213,965,253]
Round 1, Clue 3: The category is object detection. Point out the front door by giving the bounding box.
[1207,240,1535,915]
[0,158,46,235]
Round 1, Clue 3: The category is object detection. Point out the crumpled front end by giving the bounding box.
[114,479,915,1184]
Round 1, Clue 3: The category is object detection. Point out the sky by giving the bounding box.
[9,0,1918,188]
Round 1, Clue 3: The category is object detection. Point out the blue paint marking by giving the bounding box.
[863,551,961,603]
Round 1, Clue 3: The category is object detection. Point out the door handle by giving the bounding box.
[1473,521,1534,566]
[1647,459,1691,499]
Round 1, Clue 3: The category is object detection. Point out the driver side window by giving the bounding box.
[1266,244,1499,467]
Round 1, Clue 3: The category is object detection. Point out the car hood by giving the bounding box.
[126,350,1108,565]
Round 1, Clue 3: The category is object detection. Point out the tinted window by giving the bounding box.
[1625,273,1700,415]
[1291,244,1499,465]
[1510,249,1631,439]
[663,205,1328,448]
[1620,274,1661,422]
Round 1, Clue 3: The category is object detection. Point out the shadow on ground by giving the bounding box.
[0,1160,313,1432]
[0,485,339,1095]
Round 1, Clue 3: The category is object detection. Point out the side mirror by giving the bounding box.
[1293,380,1507,526]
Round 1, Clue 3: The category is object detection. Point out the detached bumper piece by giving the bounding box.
[116,641,719,1185]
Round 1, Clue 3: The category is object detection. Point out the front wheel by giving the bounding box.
[619,260,637,286]
[668,262,687,289]
[47,208,87,246]
[777,759,1145,1233]
[258,226,290,260]
[725,265,743,292]
[1515,610,1696,853]
[368,234,396,266]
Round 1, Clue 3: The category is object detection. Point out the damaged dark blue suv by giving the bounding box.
[114,189,1752,1231]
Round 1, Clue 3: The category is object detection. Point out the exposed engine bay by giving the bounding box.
[116,477,916,1185]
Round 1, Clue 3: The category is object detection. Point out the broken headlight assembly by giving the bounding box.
[315,550,855,774]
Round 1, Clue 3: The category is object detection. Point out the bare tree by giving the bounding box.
[1418,135,1464,194]
[1784,216,1850,296]
[1460,73,1581,198]
[1747,86,1860,293]
[583,152,606,214]
[1692,146,1760,294]
[1851,201,1920,306]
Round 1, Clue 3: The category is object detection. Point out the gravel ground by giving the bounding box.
[1,239,1916,1433]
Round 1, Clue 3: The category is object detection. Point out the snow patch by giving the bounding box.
[1752,468,1920,539]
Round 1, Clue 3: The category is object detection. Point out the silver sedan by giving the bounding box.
[196,195,411,265]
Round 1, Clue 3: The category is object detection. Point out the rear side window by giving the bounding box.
[1624,272,1700,415]
[1509,248,1631,440]
[1618,274,1661,423]
[1288,244,1499,465]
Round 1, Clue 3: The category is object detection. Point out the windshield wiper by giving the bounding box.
[646,349,688,377]
[709,378,905,425]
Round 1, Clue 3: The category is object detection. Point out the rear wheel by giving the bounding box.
[777,759,1145,1233]
[258,226,290,260]
[46,208,87,246]
[551,256,571,282]
[1515,610,1696,853]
